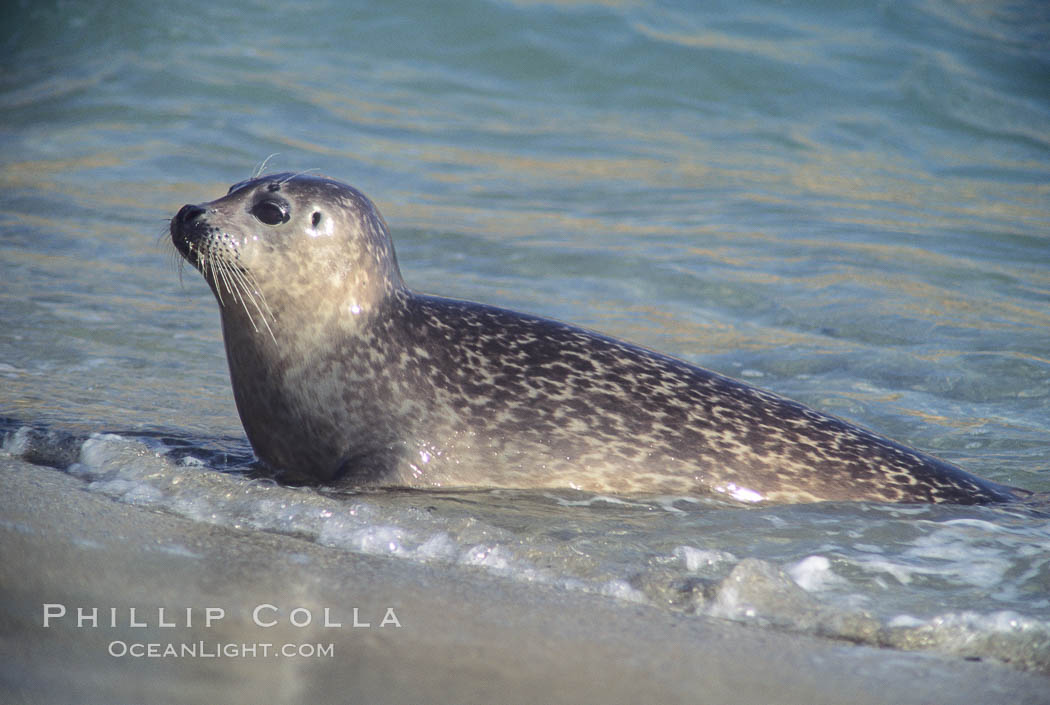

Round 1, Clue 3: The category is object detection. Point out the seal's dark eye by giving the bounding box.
[312,212,322,227]
[251,200,289,226]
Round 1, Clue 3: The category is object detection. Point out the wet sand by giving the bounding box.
[2,460,1047,705]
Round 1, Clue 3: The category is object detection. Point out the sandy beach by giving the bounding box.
[3,460,1047,705]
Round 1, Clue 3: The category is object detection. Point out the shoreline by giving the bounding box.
[3,459,1048,705]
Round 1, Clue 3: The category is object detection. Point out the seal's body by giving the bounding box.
[171,173,1022,504]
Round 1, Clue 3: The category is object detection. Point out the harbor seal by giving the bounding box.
[170,172,1025,504]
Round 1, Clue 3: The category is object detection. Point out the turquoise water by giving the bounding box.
[3,0,1050,681]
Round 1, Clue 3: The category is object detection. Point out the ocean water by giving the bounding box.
[3,0,1050,683]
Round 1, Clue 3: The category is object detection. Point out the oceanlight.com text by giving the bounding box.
[107,640,335,659]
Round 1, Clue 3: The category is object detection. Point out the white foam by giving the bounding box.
[674,546,737,572]
[2,427,31,455]
[903,528,1015,590]
[788,555,839,592]
[851,557,918,586]
[415,532,459,561]
[888,614,924,628]
[461,544,513,572]
[32,430,1050,670]
[600,579,647,604]
[548,493,648,509]
[349,526,409,556]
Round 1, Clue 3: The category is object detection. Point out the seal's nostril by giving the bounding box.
[176,204,206,224]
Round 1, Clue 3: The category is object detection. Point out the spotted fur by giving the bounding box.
[171,173,1024,504]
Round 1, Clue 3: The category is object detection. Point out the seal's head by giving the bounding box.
[170,172,404,338]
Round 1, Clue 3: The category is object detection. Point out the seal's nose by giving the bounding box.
[175,204,206,225]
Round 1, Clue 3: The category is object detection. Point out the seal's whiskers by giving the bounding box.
[226,261,276,342]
